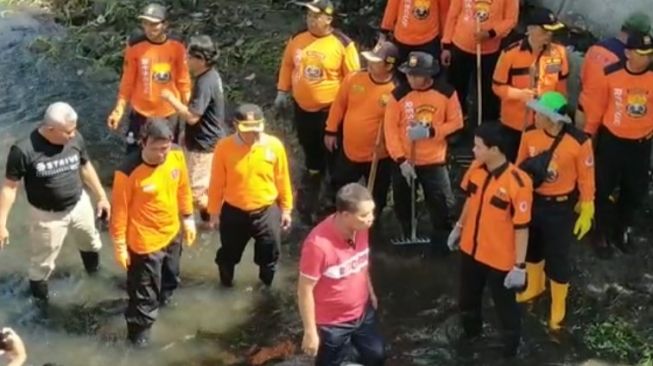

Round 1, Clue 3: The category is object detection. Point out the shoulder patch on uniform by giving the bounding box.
[392,83,412,101]
[332,29,354,47]
[565,126,590,145]
[510,168,525,188]
[432,80,455,98]
[604,61,625,75]
[128,31,148,46]
[117,151,144,176]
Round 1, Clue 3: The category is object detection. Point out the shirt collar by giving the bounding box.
[485,161,509,178]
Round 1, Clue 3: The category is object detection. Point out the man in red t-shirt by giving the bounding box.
[298,183,385,366]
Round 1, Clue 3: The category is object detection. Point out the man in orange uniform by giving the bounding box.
[107,3,191,154]
[576,12,650,129]
[385,51,463,251]
[516,92,595,333]
[492,7,568,162]
[441,0,519,122]
[381,0,450,63]
[275,0,359,223]
[207,104,293,288]
[448,122,532,358]
[583,33,653,258]
[110,120,197,347]
[324,40,399,217]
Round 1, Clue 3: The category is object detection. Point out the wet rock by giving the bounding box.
[28,36,52,53]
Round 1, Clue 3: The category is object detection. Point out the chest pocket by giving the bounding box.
[489,195,510,210]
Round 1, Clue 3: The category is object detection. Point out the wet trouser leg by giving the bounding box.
[333,153,391,214]
[159,236,182,304]
[126,111,181,154]
[479,51,501,122]
[416,164,456,252]
[125,235,181,333]
[459,253,521,356]
[251,205,282,286]
[216,203,254,284]
[447,45,476,120]
[391,163,412,236]
[316,306,385,366]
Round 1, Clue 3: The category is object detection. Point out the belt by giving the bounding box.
[534,192,577,203]
[224,201,271,215]
[601,126,653,144]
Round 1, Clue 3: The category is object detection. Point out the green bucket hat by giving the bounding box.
[527,91,572,124]
[622,12,651,34]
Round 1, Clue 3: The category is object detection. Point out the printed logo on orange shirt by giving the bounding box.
[626,89,648,118]
[415,104,436,126]
[474,0,492,22]
[380,93,390,107]
[303,50,326,82]
[413,0,431,20]
[352,84,366,94]
[152,62,172,83]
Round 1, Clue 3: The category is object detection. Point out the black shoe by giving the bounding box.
[79,251,99,275]
[127,323,151,348]
[29,280,49,302]
[259,265,276,287]
[218,265,234,288]
[199,209,211,223]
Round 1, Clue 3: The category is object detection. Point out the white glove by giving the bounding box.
[407,124,433,141]
[274,91,291,109]
[399,161,417,183]
[504,266,527,290]
[447,223,462,251]
[183,217,197,246]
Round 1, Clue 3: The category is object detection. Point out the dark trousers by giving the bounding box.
[527,195,576,283]
[126,110,181,155]
[216,203,281,270]
[125,235,182,329]
[595,127,652,239]
[502,125,522,163]
[392,163,456,235]
[316,306,385,366]
[446,45,500,123]
[294,103,332,174]
[331,152,392,214]
[459,253,521,355]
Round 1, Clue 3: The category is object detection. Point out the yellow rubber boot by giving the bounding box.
[516,261,546,303]
[549,280,569,331]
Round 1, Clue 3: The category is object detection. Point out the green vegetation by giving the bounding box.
[584,317,653,365]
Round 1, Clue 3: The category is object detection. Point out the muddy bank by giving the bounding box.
[0,0,651,365]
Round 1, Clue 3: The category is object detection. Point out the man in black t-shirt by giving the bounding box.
[0,102,110,302]
[162,35,227,225]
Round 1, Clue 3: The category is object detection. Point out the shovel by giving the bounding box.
[391,143,431,246]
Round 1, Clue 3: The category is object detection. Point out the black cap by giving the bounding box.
[626,32,653,55]
[398,51,440,76]
[526,7,565,31]
[188,35,219,64]
[234,104,265,132]
[295,0,335,16]
[361,40,400,65]
[138,3,167,23]
[142,118,173,140]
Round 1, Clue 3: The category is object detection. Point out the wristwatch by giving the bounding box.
[515,262,526,269]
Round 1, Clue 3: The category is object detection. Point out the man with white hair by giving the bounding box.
[0,102,110,302]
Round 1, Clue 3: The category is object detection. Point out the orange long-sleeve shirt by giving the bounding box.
[516,127,595,203]
[207,133,293,216]
[117,33,192,118]
[384,82,463,166]
[442,0,519,55]
[492,40,569,131]
[325,71,396,162]
[277,29,360,112]
[583,62,653,139]
[381,0,450,46]
[110,148,193,254]
[577,38,625,119]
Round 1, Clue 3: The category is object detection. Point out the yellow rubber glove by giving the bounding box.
[107,99,126,130]
[114,241,130,270]
[573,201,594,240]
[183,218,197,247]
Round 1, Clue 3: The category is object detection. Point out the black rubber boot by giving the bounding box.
[29,280,49,302]
[218,264,234,288]
[258,265,276,287]
[79,251,100,275]
[127,323,151,348]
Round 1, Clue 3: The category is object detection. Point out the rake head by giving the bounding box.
[390,236,432,246]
